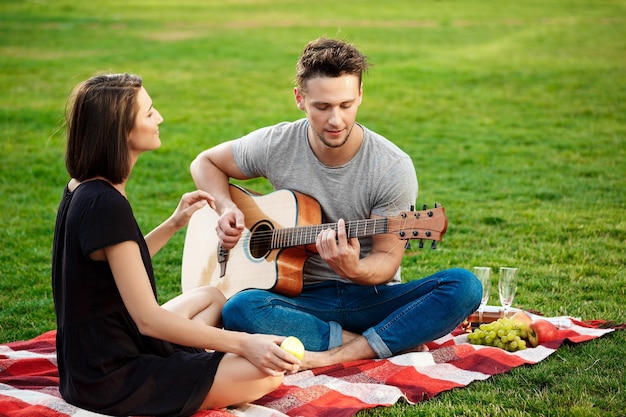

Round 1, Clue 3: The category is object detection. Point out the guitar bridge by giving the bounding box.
[218,245,230,278]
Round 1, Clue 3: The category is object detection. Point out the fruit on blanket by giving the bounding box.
[280,336,305,360]
[526,319,559,347]
[468,314,562,351]
[467,317,529,352]
[510,311,533,326]
[510,311,560,346]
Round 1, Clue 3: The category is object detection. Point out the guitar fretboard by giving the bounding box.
[271,218,389,249]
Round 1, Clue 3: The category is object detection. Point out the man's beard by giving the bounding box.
[313,124,354,149]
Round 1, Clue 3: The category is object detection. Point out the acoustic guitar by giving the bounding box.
[181,184,448,299]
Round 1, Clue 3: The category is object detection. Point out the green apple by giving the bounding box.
[280,336,305,360]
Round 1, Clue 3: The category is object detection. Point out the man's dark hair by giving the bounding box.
[295,38,370,92]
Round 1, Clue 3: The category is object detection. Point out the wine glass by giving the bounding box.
[473,267,491,322]
[498,267,518,317]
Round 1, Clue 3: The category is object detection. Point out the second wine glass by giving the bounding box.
[473,267,491,322]
[498,267,518,317]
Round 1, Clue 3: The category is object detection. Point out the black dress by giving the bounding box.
[51,180,225,417]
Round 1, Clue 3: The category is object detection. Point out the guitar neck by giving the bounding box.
[271,218,388,249]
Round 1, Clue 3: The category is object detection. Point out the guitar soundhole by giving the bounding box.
[249,221,273,259]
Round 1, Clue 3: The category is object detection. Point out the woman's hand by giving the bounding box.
[145,190,215,257]
[240,334,302,376]
[169,190,216,230]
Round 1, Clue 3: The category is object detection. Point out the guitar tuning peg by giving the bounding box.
[405,241,411,249]
[410,204,415,211]
[418,240,424,249]
[431,241,437,250]
[422,204,427,210]
[434,202,440,208]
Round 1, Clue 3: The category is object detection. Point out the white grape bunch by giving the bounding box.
[467,317,529,352]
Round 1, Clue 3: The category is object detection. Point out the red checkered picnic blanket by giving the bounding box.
[0,315,615,417]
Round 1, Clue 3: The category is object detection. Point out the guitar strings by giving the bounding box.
[241,218,390,249]
[225,207,441,252]
[237,212,434,249]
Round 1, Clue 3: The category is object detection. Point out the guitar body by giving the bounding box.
[182,185,321,299]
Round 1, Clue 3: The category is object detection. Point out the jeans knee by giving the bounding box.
[447,268,483,308]
[222,290,260,330]
[221,298,240,330]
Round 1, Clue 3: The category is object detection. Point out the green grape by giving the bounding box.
[467,316,535,352]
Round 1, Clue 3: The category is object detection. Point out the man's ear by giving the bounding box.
[358,83,364,105]
[294,87,306,110]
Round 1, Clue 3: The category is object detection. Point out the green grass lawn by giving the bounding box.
[1,1,625,415]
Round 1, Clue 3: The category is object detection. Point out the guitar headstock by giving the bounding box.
[389,204,448,249]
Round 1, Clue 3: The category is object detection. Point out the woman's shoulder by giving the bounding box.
[71,180,131,213]
[73,179,123,198]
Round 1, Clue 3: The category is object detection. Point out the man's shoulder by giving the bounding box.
[269,118,307,134]
[361,125,411,160]
[256,118,306,131]
[242,119,306,141]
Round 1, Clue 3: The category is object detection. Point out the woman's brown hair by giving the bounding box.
[65,73,143,184]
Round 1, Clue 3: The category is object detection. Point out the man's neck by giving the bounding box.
[307,123,364,167]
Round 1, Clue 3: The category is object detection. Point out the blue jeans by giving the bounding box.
[222,268,482,358]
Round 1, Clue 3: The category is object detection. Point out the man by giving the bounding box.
[191,37,481,370]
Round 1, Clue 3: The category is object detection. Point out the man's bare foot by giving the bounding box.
[298,336,430,371]
[401,344,429,354]
[341,330,360,344]
[299,350,327,371]
[300,336,376,370]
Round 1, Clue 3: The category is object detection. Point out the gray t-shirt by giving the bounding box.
[232,118,418,284]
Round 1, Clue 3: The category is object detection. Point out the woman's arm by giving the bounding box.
[105,240,299,376]
[144,190,215,257]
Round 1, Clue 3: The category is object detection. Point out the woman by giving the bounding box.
[52,73,299,417]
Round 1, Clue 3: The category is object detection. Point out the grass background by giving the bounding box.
[1,0,624,415]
